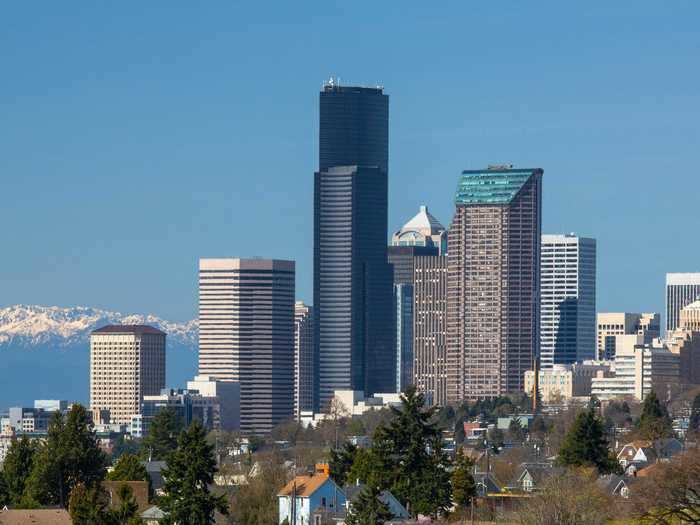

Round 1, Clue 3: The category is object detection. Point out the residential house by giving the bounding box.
[141,505,166,524]
[278,467,346,525]
[596,474,631,499]
[344,483,410,521]
[472,471,502,497]
[617,438,683,474]
[510,463,562,493]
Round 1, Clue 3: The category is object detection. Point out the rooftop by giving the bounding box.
[278,473,332,498]
[398,205,445,236]
[455,168,542,205]
[91,324,165,336]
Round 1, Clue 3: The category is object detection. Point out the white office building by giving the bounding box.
[540,234,596,367]
[666,273,700,332]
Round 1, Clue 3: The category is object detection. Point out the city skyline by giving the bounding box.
[3,3,700,323]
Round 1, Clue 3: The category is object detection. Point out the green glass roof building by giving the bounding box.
[455,167,543,205]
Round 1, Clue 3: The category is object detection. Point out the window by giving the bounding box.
[321,497,326,507]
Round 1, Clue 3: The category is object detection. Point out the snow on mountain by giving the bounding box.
[0,305,198,349]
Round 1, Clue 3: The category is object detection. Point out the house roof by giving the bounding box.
[344,484,409,519]
[141,506,167,519]
[515,463,562,485]
[596,474,627,496]
[278,473,331,498]
[0,509,72,525]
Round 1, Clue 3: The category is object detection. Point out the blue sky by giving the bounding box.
[2,2,699,322]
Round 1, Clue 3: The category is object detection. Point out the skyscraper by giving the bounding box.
[90,325,165,425]
[540,234,596,367]
[447,166,542,402]
[314,80,394,409]
[294,301,314,418]
[199,258,295,434]
[666,273,700,333]
[388,205,446,394]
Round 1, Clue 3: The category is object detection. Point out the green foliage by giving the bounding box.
[26,405,107,507]
[142,407,182,461]
[0,472,8,507]
[451,449,476,509]
[346,485,393,525]
[111,483,144,525]
[248,434,265,453]
[159,420,228,524]
[350,386,452,518]
[68,482,112,525]
[690,394,700,434]
[111,435,143,461]
[507,418,526,443]
[2,435,37,504]
[107,453,150,482]
[329,441,357,486]
[486,428,504,453]
[556,408,620,474]
[637,391,674,441]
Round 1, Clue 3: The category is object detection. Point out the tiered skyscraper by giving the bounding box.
[666,273,700,333]
[447,166,542,402]
[198,258,295,434]
[540,234,596,367]
[314,80,394,410]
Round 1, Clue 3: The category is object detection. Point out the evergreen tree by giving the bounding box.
[142,408,182,461]
[451,449,476,512]
[0,473,8,507]
[329,441,357,486]
[68,482,112,525]
[346,485,393,525]
[2,435,36,504]
[637,391,674,441]
[159,420,228,524]
[507,419,526,443]
[110,483,144,525]
[25,404,107,507]
[557,408,619,474]
[689,393,700,434]
[107,453,150,482]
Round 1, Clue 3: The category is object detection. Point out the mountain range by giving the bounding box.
[0,305,198,408]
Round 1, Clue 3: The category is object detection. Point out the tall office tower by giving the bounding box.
[199,258,295,434]
[540,234,596,368]
[90,325,165,425]
[388,205,446,393]
[596,312,660,360]
[294,302,314,418]
[666,273,700,332]
[446,166,542,403]
[314,80,394,410]
[414,255,448,405]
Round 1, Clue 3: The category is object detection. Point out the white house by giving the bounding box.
[277,468,346,525]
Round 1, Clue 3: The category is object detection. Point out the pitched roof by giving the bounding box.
[92,324,166,336]
[399,206,445,235]
[278,474,332,497]
[0,509,72,525]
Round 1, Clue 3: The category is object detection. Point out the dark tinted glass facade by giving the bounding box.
[314,84,394,410]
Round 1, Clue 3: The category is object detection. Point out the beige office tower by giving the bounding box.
[596,312,660,360]
[680,301,700,331]
[90,325,165,425]
[199,258,295,434]
[447,166,542,402]
[294,301,314,418]
[413,255,448,405]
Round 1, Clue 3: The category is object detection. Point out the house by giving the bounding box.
[143,461,167,495]
[141,505,167,524]
[0,509,72,524]
[617,438,683,473]
[510,463,561,493]
[278,466,346,525]
[344,483,410,521]
[596,474,631,498]
[472,471,502,497]
[103,480,150,511]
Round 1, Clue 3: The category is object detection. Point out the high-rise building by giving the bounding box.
[666,273,700,332]
[680,300,700,331]
[388,205,446,394]
[199,258,295,434]
[294,302,314,418]
[413,255,448,405]
[314,81,394,410]
[447,166,542,402]
[540,234,596,367]
[90,325,166,425]
[596,312,660,360]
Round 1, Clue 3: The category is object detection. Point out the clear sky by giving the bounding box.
[2,2,699,322]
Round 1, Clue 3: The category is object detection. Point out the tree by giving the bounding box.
[0,473,8,507]
[68,482,112,525]
[690,394,700,435]
[110,483,145,525]
[329,441,357,486]
[346,485,393,525]
[107,453,150,482]
[507,419,526,443]
[2,435,36,504]
[515,469,613,525]
[637,391,674,441]
[26,404,107,507]
[142,408,182,461]
[111,436,143,461]
[159,420,228,524]
[556,408,619,474]
[228,450,288,525]
[451,449,476,516]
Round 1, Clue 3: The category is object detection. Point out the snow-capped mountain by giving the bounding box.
[0,304,198,349]
[0,305,199,407]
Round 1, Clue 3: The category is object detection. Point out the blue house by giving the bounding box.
[278,471,345,525]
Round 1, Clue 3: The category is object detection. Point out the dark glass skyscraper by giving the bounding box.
[314,80,394,410]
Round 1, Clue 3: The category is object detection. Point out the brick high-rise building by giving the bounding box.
[446,166,542,402]
[90,325,165,425]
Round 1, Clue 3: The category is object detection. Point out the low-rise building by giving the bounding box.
[524,362,613,403]
[597,313,660,360]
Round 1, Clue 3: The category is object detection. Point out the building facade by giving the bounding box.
[294,302,314,418]
[447,166,542,402]
[90,325,166,425]
[524,362,612,404]
[413,254,448,405]
[679,300,700,331]
[596,313,660,360]
[186,375,240,431]
[666,273,700,333]
[540,234,596,367]
[314,81,394,410]
[198,258,295,434]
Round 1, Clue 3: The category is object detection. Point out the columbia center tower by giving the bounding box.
[314,79,395,410]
